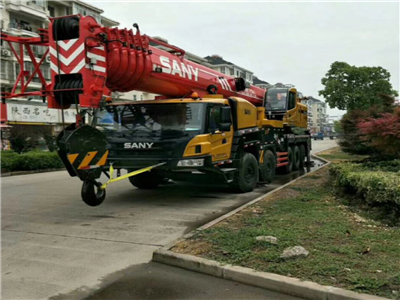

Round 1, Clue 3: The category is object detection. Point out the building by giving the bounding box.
[304,96,329,133]
[204,54,253,83]
[252,76,269,89]
[0,0,119,131]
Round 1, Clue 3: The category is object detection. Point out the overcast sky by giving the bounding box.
[89,1,399,117]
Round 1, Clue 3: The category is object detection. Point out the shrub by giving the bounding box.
[329,162,400,209]
[1,151,64,172]
[358,107,400,158]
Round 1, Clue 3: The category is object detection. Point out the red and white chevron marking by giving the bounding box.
[50,39,106,75]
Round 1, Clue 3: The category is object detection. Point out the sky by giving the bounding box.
[88,0,399,117]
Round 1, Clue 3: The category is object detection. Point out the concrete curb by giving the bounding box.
[1,168,65,177]
[153,249,388,300]
[154,151,389,300]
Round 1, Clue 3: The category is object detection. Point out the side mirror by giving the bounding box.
[219,107,232,132]
[220,106,231,123]
[220,123,231,132]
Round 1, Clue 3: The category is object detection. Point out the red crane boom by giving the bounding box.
[1,15,266,109]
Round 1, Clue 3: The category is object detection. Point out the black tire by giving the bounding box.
[129,171,162,189]
[81,181,106,207]
[260,150,276,183]
[292,145,300,171]
[299,144,306,168]
[283,147,293,174]
[230,152,259,193]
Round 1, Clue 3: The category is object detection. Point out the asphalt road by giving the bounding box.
[2,139,337,300]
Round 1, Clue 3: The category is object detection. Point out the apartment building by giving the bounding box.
[0,0,118,127]
[304,96,329,133]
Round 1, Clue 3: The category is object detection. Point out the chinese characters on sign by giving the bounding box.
[7,103,77,123]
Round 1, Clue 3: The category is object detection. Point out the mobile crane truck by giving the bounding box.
[1,15,311,206]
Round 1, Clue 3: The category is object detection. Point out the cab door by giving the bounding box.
[284,89,301,127]
[207,105,233,162]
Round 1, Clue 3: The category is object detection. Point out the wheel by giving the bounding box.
[292,145,300,171]
[81,180,106,207]
[299,144,306,168]
[128,171,162,189]
[260,150,276,183]
[283,147,293,174]
[230,152,259,192]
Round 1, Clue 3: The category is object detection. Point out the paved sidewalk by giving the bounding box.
[82,262,304,300]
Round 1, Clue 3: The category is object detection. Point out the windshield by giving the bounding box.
[95,103,205,137]
[265,88,287,111]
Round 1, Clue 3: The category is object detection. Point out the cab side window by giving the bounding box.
[288,92,296,110]
[208,106,221,132]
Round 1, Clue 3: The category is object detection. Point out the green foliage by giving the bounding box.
[9,125,55,153]
[187,172,400,298]
[329,162,400,209]
[339,110,375,155]
[333,120,342,134]
[1,151,64,172]
[319,61,398,111]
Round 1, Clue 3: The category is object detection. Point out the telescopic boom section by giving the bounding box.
[47,15,265,109]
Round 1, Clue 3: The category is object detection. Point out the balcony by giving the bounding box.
[7,22,39,38]
[5,0,48,21]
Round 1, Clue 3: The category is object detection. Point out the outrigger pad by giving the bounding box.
[57,124,109,180]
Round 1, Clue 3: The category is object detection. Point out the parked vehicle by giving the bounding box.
[313,133,324,140]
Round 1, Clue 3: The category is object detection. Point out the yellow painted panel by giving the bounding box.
[96,150,109,166]
[67,153,79,164]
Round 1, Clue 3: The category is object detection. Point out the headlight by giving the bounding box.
[177,158,204,167]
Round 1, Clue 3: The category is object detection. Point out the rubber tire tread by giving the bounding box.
[299,144,306,168]
[230,152,259,193]
[129,171,162,189]
[292,145,300,171]
[260,150,276,183]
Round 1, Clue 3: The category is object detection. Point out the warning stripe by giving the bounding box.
[96,150,109,166]
[78,151,98,169]
[68,153,79,164]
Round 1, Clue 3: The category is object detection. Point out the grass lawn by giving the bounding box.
[317,147,368,162]
[173,149,400,299]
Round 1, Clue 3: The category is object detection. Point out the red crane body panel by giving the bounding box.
[44,15,266,109]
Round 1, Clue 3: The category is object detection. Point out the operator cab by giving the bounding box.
[264,83,297,121]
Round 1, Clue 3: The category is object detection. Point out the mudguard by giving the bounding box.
[56,124,109,180]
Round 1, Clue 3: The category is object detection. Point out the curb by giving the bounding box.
[1,168,65,177]
[153,249,388,300]
[153,152,389,300]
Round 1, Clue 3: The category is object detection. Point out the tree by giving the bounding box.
[319,62,398,111]
[333,120,342,133]
[358,107,400,158]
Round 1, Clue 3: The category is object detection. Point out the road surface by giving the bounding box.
[2,139,337,300]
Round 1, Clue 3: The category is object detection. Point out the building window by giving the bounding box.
[31,0,45,7]
[140,94,143,100]
[220,67,225,74]
[1,61,8,78]
[240,72,244,78]
[48,5,55,17]
[230,68,234,76]
[236,71,239,76]
[133,95,137,101]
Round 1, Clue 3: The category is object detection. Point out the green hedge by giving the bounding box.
[329,161,400,207]
[1,151,64,172]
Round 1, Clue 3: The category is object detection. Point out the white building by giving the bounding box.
[304,96,329,133]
